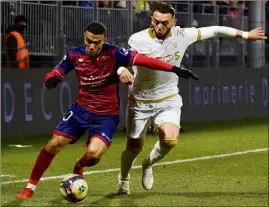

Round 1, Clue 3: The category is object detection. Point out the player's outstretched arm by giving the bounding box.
[132,53,199,80]
[115,47,198,80]
[198,26,267,41]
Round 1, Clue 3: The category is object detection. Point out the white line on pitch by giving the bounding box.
[1,175,15,178]
[1,148,268,185]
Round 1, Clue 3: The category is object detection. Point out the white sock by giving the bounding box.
[120,148,139,180]
[26,183,36,191]
[144,141,172,167]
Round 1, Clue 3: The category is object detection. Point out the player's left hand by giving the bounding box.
[171,65,199,80]
[119,68,134,85]
[247,27,267,40]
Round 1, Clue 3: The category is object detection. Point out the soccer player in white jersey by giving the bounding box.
[117,2,267,195]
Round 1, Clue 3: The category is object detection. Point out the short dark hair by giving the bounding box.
[149,2,175,17]
[85,21,106,35]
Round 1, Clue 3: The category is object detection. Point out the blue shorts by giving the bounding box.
[54,102,119,146]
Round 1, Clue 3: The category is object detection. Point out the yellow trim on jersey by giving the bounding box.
[197,29,202,41]
[148,28,156,38]
[148,28,172,39]
[135,93,178,103]
[157,121,181,129]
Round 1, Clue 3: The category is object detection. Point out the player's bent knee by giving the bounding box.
[126,137,144,154]
[161,139,178,148]
[158,124,180,140]
[159,129,180,140]
[46,135,71,154]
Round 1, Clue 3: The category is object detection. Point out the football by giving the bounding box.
[60,174,88,203]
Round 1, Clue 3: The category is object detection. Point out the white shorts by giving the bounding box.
[126,94,183,139]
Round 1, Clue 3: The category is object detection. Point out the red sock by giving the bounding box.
[29,147,55,185]
[79,152,100,167]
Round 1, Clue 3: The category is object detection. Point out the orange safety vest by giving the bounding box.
[4,31,29,69]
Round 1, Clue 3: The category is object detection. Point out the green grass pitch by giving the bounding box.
[1,118,268,206]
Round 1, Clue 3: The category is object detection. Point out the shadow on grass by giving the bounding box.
[86,191,268,206]
[1,199,25,207]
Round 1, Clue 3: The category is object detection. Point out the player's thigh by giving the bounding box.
[155,96,182,140]
[126,99,152,140]
[126,99,154,151]
[54,103,88,144]
[46,134,72,154]
[87,114,119,150]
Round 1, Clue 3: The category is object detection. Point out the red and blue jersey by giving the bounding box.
[54,44,136,115]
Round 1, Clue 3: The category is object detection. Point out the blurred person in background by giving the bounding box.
[4,15,29,69]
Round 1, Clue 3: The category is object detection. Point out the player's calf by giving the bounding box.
[73,137,106,175]
[141,139,178,190]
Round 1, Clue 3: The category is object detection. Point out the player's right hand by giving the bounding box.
[171,65,199,80]
[44,70,62,89]
[45,77,62,89]
[119,67,134,85]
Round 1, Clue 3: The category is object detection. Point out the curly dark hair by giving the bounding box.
[149,2,175,17]
[85,21,106,35]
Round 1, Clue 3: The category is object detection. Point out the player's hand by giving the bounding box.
[44,70,62,89]
[247,27,267,40]
[45,77,62,89]
[119,68,134,85]
[171,65,199,80]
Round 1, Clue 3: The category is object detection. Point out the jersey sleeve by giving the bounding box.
[128,35,137,52]
[114,46,135,66]
[181,27,201,47]
[54,52,75,75]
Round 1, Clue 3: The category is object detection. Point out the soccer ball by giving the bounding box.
[60,174,88,203]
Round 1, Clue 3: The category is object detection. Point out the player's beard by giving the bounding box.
[152,26,172,40]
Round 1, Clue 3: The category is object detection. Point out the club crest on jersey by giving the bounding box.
[119,48,129,56]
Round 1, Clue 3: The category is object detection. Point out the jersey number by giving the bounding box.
[63,111,73,121]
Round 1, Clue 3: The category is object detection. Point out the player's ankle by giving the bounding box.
[26,183,36,191]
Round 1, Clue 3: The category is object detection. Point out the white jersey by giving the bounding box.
[129,26,199,101]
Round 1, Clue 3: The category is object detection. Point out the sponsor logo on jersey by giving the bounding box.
[156,51,180,63]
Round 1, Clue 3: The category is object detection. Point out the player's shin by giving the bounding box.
[143,139,178,167]
[120,136,144,179]
[29,147,56,188]
[119,146,141,180]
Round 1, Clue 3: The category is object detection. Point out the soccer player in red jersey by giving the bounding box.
[16,21,198,200]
